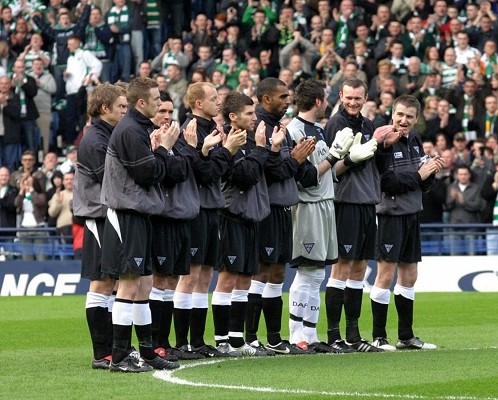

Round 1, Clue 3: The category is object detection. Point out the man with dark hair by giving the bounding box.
[148,90,205,361]
[245,77,315,354]
[100,77,180,372]
[324,77,396,353]
[286,79,354,353]
[211,91,279,357]
[371,94,442,351]
[74,83,128,369]
[169,82,245,359]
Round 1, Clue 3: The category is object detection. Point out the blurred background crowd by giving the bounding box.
[1,0,498,256]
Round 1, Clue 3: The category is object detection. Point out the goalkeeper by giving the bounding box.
[323,78,399,353]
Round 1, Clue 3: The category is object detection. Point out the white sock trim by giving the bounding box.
[262,282,283,298]
[85,292,109,309]
[370,285,391,305]
[212,291,232,306]
[173,291,193,309]
[192,292,208,309]
[231,289,248,302]
[327,278,346,290]
[394,283,415,301]
[132,302,152,326]
[163,289,175,302]
[346,279,364,290]
[149,287,164,302]
[248,280,266,295]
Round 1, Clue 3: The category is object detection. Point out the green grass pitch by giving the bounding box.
[1,292,497,400]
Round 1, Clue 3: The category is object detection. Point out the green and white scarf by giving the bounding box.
[14,75,27,118]
[84,24,107,59]
[107,5,130,43]
[335,16,349,50]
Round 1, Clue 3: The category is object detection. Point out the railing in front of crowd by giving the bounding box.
[0,224,496,260]
[0,227,74,261]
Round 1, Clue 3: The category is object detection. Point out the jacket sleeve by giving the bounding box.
[294,160,318,188]
[264,150,300,184]
[119,128,169,187]
[193,146,233,185]
[0,187,18,213]
[161,150,189,187]
[227,147,268,190]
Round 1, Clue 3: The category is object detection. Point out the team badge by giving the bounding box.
[191,248,198,256]
[343,244,352,253]
[384,244,393,252]
[227,256,237,264]
[303,243,314,254]
[134,257,143,267]
[157,256,166,265]
[265,247,274,256]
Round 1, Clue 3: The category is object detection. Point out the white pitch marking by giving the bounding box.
[154,359,498,400]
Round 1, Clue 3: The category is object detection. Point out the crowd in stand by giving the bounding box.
[0,0,498,255]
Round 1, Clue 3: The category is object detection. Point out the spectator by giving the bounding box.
[330,0,362,57]
[59,145,78,174]
[8,17,32,56]
[244,7,279,62]
[398,57,426,95]
[400,15,436,60]
[279,30,319,77]
[453,78,484,140]
[152,38,189,79]
[187,12,215,53]
[446,165,486,255]
[83,6,113,84]
[48,170,74,241]
[45,170,64,228]
[0,166,19,232]
[105,0,133,83]
[421,46,443,75]
[29,58,56,155]
[15,174,48,261]
[373,20,404,61]
[39,152,59,192]
[425,98,462,142]
[12,59,39,153]
[137,60,153,78]
[17,33,51,73]
[166,62,188,111]
[454,30,481,66]
[215,47,246,89]
[0,75,22,172]
[452,132,472,168]
[64,35,103,145]
[32,3,91,100]
[468,13,498,54]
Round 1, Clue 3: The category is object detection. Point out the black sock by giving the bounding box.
[325,286,344,343]
[212,304,230,346]
[228,301,247,348]
[173,308,191,348]
[395,294,414,340]
[112,324,132,364]
[263,296,283,345]
[161,301,174,349]
[86,306,110,359]
[344,287,363,343]
[190,307,208,348]
[245,293,262,343]
[371,300,389,339]
[135,324,157,360]
[149,300,163,349]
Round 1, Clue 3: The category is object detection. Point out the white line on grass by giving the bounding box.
[153,359,498,400]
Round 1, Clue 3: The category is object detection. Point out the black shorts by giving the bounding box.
[188,208,219,267]
[217,215,259,276]
[151,217,191,275]
[335,203,377,261]
[81,218,118,280]
[101,209,153,276]
[376,213,421,263]
[259,205,293,264]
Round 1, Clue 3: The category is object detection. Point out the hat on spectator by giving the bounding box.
[65,145,78,154]
[454,132,466,141]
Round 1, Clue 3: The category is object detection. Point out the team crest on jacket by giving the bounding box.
[364,134,371,140]
[134,257,143,267]
[394,151,403,159]
[413,146,420,154]
[303,243,314,254]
